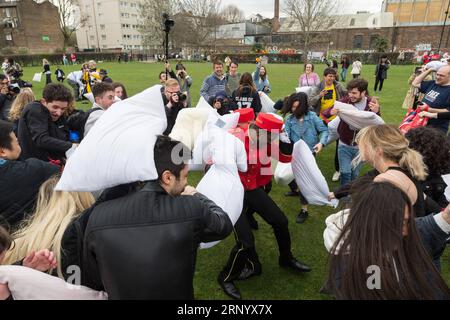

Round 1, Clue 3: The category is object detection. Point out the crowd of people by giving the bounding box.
[0,53,449,301]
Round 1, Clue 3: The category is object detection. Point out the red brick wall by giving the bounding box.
[0,0,64,54]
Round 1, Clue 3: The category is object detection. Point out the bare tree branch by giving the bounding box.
[221,4,245,23]
[49,0,88,48]
[283,0,339,55]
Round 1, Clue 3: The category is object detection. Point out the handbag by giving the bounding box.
[399,103,429,134]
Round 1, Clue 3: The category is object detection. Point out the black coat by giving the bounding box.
[0,93,14,121]
[82,180,233,300]
[18,102,72,162]
[0,158,59,230]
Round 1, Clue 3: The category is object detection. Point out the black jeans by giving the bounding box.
[288,180,309,205]
[374,77,384,91]
[219,187,293,282]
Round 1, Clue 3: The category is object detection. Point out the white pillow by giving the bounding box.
[198,126,246,249]
[56,85,167,192]
[338,109,385,130]
[169,107,211,150]
[292,140,339,207]
[0,266,107,300]
[274,162,294,186]
[259,92,276,113]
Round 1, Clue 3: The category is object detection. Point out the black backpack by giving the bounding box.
[66,107,102,140]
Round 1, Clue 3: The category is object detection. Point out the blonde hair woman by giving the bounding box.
[355,124,429,216]
[42,59,52,84]
[8,88,35,133]
[3,176,95,277]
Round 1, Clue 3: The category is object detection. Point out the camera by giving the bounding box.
[163,13,174,32]
[177,92,187,102]
[8,84,20,94]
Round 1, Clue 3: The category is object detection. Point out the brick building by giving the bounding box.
[0,0,64,54]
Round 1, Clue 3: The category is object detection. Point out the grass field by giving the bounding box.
[20,61,450,300]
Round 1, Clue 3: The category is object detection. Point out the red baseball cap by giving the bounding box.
[233,108,255,123]
[255,113,283,131]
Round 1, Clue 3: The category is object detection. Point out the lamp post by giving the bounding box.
[437,0,450,53]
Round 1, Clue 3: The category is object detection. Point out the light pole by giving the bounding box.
[437,0,450,53]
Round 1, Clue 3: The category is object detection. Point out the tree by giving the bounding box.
[283,0,339,59]
[139,0,178,51]
[374,37,389,53]
[221,4,245,23]
[50,0,88,49]
[177,0,223,49]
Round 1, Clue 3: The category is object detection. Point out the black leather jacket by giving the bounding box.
[82,180,233,300]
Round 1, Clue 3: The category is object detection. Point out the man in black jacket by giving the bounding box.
[0,120,59,230]
[18,83,74,163]
[162,78,187,136]
[82,135,233,299]
[0,74,17,121]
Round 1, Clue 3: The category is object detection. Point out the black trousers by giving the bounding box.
[288,180,309,205]
[374,77,384,91]
[334,140,340,172]
[219,187,293,282]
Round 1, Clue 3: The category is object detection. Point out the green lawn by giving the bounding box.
[20,61,450,300]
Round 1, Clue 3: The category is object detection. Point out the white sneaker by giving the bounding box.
[332,171,340,182]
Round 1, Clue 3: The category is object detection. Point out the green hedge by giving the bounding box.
[0,52,121,67]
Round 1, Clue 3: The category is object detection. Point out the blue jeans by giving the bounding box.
[338,144,362,186]
[340,68,348,82]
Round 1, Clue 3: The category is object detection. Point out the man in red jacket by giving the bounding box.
[218,109,311,300]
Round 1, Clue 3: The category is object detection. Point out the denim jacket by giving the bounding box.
[253,65,271,93]
[285,111,329,151]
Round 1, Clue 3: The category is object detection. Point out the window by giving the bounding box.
[3,8,11,18]
[102,45,107,49]
[101,35,106,40]
[131,14,137,18]
[130,3,136,7]
[352,35,363,49]
[97,2,101,7]
[98,12,103,17]
[5,34,12,41]
[121,13,129,18]
[232,27,240,31]
[372,18,378,25]
[90,35,95,40]
[370,34,379,49]
[100,24,105,30]
[349,18,355,26]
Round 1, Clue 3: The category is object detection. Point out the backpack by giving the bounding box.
[66,107,102,140]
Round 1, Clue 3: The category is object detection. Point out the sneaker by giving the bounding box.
[296,210,309,224]
[332,171,340,182]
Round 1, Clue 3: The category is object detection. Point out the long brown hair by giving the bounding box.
[328,180,450,300]
[236,72,256,96]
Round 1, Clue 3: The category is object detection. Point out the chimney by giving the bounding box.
[273,0,280,32]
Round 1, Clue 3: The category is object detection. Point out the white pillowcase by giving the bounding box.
[292,140,339,207]
[56,85,167,192]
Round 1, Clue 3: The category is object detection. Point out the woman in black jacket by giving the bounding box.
[42,59,52,85]
[230,72,262,114]
[374,55,391,92]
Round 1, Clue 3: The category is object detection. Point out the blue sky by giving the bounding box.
[221,0,384,18]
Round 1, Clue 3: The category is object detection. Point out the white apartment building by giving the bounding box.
[75,0,144,51]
